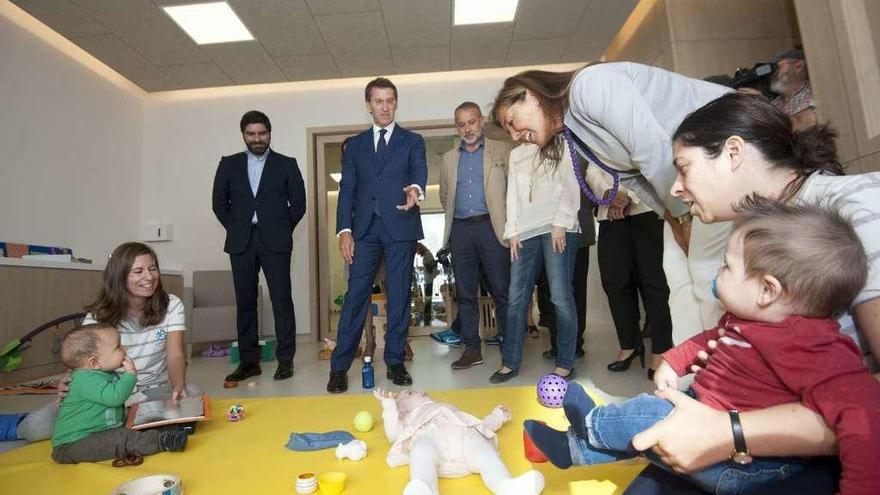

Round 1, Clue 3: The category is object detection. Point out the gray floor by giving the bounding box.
[190,326,655,400]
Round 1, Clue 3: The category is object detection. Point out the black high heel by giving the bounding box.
[607,347,645,372]
[647,368,655,381]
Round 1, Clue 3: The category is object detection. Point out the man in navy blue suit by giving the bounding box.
[328,78,427,393]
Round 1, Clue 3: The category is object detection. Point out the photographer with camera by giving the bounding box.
[727,49,816,132]
[768,49,817,132]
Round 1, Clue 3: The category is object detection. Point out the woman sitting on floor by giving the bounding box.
[18,241,201,442]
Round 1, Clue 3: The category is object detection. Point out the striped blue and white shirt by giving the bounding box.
[83,294,186,388]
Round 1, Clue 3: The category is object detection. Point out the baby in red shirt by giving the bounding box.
[525,199,880,495]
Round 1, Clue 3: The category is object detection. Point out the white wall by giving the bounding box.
[0,0,593,337]
[0,3,144,262]
[140,65,582,335]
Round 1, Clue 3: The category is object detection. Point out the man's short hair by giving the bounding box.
[454,101,483,118]
[364,77,397,101]
[769,48,806,64]
[732,197,867,317]
[240,110,271,133]
[60,324,114,369]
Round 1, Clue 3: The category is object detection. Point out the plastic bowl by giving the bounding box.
[317,472,346,495]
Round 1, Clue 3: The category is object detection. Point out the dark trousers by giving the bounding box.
[449,217,510,351]
[597,212,673,354]
[230,224,296,365]
[541,245,589,352]
[422,280,434,325]
[623,461,838,495]
[52,427,162,463]
[332,216,416,372]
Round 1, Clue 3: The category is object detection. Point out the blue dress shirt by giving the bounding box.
[454,139,489,219]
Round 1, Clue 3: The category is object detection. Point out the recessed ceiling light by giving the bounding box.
[163,2,253,45]
[454,0,519,26]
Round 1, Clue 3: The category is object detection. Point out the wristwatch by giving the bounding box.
[728,410,753,465]
[674,212,692,225]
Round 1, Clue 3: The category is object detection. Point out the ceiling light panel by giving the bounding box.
[163,2,253,45]
[454,0,519,26]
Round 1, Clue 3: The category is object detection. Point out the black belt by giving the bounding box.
[455,214,490,223]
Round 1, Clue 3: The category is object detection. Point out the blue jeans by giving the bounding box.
[571,394,805,495]
[501,232,579,371]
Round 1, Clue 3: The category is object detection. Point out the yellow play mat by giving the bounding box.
[0,386,646,494]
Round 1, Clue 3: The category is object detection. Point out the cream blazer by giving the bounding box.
[439,138,511,247]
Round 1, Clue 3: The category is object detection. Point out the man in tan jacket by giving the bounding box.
[435,102,511,370]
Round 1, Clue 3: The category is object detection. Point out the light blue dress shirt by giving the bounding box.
[247,149,268,223]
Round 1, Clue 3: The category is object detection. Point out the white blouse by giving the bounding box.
[504,142,581,242]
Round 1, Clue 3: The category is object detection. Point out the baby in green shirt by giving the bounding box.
[51,323,187,464]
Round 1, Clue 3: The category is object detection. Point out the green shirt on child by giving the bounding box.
[51,369,136,448]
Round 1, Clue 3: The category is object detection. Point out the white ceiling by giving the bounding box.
[11,0,638,92]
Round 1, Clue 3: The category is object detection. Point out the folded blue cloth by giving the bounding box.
[0,413,26,441]
[286,431,355,451]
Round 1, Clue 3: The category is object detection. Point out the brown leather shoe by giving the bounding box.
[451,349,484,370]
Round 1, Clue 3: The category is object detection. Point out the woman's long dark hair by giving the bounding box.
[673,92,842,201]
[85,242,169,327]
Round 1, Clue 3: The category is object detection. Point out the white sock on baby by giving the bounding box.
[494,470,545,495]
[403,479,436,495]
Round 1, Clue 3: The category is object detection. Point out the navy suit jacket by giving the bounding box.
[212,150,306,255]
[336,125,427,241]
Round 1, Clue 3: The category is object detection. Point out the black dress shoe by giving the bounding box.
[225,363,261,382]
[327,371,348,393]
[273,361,293,380]
[489,368,518,384]
[387,364,412,386]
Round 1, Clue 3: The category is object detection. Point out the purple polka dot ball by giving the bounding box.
[536,374,568,408]
[227,403,245,422]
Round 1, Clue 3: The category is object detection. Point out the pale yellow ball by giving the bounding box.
[353,411,374,432]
